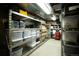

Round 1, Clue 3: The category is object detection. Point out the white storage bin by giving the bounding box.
[20,21,25,28]
[31,36,37,43]
[26,42,37,48]
[26,36,37,48]
[12,40,23,46]
[9,30,23,42]
[31,28,37,35]
[24,29,31,39]
[36,30,40,38]
[11,47,23,56]
[10,21,19,28]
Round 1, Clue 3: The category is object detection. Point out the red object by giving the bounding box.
[54,31,61,40]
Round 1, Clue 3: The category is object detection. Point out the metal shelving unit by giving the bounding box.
[8,9,46,56]
[61,4,79,56]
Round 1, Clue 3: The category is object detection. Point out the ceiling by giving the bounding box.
[1,3,79,23]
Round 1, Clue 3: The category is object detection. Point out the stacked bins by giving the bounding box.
[9,30,23,42]
[9,20,24,47]
[40,25,48,42]
[62,15,79,56]
[36,29,40,40]
[24,28,37,48]
[23,28,32,47]
[23,28,31,42]
[11,46,23,56]
[31,28,37,47]
[9,20,24,56]
[10,20,19,29]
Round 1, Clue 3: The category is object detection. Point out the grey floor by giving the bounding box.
[30,39,61,56]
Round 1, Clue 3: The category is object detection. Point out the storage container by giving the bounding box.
[23,29,31,39]
[10,20,19,28]
[11,47,23,56]
[9,30,23,42]
[37,31,40,38]
[31,35,37,43]
[20,21,25,28]
[26,36,37,48]
[31,28,37,35]
[26,42,37,48]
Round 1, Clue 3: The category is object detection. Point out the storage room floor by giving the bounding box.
[29,39,61,56]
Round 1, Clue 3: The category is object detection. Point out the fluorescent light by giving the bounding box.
[51,15,56,21]
[36,3,51,14]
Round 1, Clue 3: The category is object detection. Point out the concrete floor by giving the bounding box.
[30,39,61,56]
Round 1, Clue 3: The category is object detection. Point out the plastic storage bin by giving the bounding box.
[9,30,23,42]
[31,28,37,35]
[10,20,19,28]
[31,35,37,43]
[23,28,31,39]
[36,30,40,38]
[20,21,25,28]
[11,47,23,56]
[26,36,37,48]
[12,40,23,47]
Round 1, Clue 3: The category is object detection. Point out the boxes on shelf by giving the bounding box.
[11,47,23,56]
[40,25,48,42]
[40,32,48,42]
[10,20,26,29]
[41,33,47,36]
[19,9,28,16]
[40,36,46,42]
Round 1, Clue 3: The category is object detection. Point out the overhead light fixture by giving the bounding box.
[51,15,56,21]
[36,3,52,14]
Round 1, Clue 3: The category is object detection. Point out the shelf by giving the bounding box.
[24,35,36,39]
[51,28,61,30]
[63,31,79,32]
[10,41,24,49]
[24,36,32,39]
[41,31,47,33]
[10,39,29,49]
[10,28,38,31]
[12,38,23,42]
[10,34,38,49]
[64,44,79,47]
[8,9,46,56]
[11,10,45,23]
[10,28,25,31]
